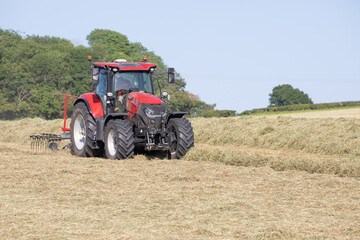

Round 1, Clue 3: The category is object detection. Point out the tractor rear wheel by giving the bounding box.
[168,118,194,159]
[70,102,101,157]
[104,119,135,160]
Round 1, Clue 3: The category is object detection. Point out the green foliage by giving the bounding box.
[269,84,313,106]
[0,28,220,119]
[0,29,94,119]
[203,110,236,118]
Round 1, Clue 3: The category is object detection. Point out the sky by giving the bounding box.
[0,0,359,113]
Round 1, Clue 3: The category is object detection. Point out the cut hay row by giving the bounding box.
[187,112,360,176]
[191,116,360,157]
[185,144,360,177]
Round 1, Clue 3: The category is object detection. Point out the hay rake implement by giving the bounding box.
[30,133,70,151]
[30,94,76,151]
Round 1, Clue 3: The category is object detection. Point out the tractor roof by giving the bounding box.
[93,62,157,71]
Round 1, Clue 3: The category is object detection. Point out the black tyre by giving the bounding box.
[104,119,135,160]
[168,118,194,159]
[70,102,101,157]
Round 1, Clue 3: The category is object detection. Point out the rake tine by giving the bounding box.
[40,134,44,150]
[30,136,33,151]
[48,138,51,151]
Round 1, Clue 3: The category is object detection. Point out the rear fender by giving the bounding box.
[75,93,104,118]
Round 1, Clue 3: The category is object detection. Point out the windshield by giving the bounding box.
[114,72,153,93]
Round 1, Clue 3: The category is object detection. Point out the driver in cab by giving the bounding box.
[115,74,132,112]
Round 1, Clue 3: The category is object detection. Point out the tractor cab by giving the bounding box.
[91,59,174,117]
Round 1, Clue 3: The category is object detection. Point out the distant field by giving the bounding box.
[240,102,360,117]
[268,107,360,119]
[1,108,360,239]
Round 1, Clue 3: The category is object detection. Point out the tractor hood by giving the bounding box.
[126,92,163,119]
[128,92,163,105]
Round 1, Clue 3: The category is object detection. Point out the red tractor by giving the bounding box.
[70,58,194,159]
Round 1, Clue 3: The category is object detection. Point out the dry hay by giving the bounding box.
[1,110,360,239]
[1,144,360,239]
[191,116,360,157]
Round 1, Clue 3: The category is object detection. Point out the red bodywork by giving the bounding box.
[79,93,104,117]
[77,91,163,120]
[93,62,157,71]
[126,92,163,120]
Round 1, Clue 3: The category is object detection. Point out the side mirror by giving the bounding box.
[92,68,99,85]
[168,68,175,83]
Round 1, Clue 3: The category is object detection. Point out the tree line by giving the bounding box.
[0,28,233,120]
[0,28,319,120]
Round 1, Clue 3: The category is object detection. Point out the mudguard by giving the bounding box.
[74,93,104,118]
[166,112,188,122]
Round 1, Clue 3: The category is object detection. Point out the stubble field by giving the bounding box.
[1,108,360,239]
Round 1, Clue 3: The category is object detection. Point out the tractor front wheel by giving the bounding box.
[168,118,194,159]
[70,102,100,157]
[104,119,135,160]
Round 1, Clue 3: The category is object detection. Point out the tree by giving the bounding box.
[269,84,313,106]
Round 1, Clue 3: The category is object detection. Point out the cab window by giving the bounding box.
[114,72,152,93]
[95,69,107,110]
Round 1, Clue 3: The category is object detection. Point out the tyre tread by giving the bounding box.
[70,102,102,158]
[105,119,134,160]
[168,118,194,159]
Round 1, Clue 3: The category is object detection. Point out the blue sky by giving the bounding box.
[1,0,359,113]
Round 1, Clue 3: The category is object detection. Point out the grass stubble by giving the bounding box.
[1,109,360,239]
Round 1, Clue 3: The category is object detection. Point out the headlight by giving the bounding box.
[144,108,155,116]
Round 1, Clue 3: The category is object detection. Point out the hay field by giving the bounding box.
[1,109,360,239]
[189,108,360,177]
